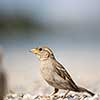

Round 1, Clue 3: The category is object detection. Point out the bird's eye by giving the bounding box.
[39,48,42,51]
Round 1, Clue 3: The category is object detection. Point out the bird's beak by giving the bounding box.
[29,48,40,54]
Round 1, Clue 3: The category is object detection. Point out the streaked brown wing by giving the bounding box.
[52,60,79,90]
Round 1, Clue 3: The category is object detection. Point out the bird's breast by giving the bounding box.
[40,60,55,82]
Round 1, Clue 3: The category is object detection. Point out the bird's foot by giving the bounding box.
[62,90,70,99]
[50,95,60,100]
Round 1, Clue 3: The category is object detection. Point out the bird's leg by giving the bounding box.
[50,88,59,96]
[63,90,70,99]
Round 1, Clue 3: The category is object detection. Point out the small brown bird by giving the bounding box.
[30,46,94,98]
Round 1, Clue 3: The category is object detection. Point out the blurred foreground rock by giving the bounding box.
[0,48,7,100]
[4,92,100,100]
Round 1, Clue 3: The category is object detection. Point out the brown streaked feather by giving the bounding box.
[52,60,79,91]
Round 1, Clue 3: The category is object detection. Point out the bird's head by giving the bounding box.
[30,47,55,61]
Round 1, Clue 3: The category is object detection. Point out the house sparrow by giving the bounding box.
[30,46,94,98]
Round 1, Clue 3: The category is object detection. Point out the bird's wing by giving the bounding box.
[52,60,79,90]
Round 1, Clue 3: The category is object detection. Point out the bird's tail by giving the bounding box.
[78,86,95,96]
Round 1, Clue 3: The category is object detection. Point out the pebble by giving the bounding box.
[4,92,100,100]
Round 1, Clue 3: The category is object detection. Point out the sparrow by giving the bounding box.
[30,46,94,98]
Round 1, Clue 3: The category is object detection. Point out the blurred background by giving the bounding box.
[0,0,100,95]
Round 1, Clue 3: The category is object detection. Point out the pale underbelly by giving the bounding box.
[40,68,70,90]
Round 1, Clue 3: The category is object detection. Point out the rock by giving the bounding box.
[23,94,37,100]
[4,92,100,100]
